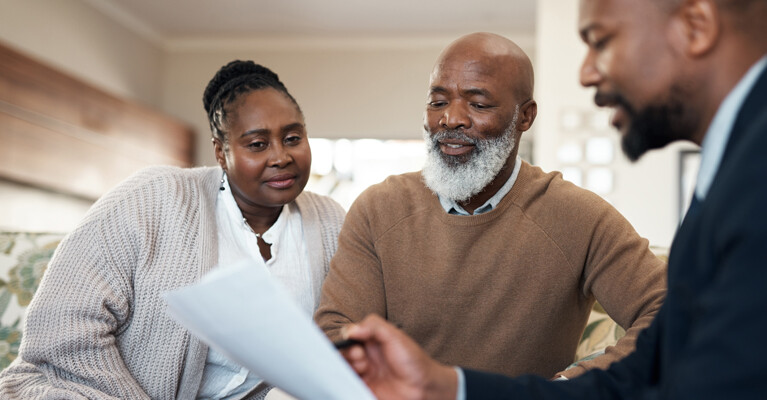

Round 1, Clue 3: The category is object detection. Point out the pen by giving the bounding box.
[333,338,364,350]
[332,323,403,349]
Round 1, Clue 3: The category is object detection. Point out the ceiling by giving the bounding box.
[92,0,536,39]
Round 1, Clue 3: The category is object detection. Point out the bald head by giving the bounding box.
[432,32,535,102]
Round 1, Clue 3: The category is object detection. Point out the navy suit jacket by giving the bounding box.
[464,66,767,399]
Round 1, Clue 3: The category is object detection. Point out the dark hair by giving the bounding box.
[202,60,302,142]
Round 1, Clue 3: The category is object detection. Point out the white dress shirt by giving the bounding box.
[197,175,313,399]
[695,56,767,201]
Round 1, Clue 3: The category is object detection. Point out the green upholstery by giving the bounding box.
[573,248,668,365]
[0,232,63,370]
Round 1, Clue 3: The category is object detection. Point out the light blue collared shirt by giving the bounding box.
[454,55,767,400]
[438,156,522,215]
[695,56,767,201]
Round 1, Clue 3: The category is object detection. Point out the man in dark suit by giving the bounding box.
[339,0,767,398]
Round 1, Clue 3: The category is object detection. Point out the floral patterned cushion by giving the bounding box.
[0,232,64,370]
[573,249,669,365]
[574,305,627,362]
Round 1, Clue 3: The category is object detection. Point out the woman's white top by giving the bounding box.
[196,175,313,399]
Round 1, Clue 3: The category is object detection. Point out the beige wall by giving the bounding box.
[0,0,165,107]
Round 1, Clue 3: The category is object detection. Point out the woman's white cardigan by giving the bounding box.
[0,166,345,400]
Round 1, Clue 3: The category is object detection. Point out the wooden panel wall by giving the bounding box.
[0,42,195,200]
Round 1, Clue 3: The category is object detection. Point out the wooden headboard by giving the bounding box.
[0,41,195,201]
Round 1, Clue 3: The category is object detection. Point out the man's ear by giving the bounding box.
[212,138,227,170]
[516,100,538,133]
[674,0,721,57]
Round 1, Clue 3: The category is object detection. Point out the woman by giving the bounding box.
[0,61,345,400]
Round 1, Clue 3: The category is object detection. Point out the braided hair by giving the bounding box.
[203,60,303,143]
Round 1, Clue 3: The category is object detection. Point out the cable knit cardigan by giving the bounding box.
[0,166,346,400]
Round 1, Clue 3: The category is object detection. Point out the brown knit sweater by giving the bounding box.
[315,161,666,379]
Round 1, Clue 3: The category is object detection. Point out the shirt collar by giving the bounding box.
[219,174,288,245]
[439,156,522,216]
[695,55,767,200]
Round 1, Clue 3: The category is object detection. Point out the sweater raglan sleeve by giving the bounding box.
[558,197,667,379]
[314,187,388,341]
[0,173,155,399]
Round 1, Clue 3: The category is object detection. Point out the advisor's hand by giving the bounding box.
[341,314,457,400]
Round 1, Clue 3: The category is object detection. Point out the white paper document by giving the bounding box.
[163,259,375,400]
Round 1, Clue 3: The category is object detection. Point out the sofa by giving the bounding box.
[0,230,665,374]
[0,232,65,370]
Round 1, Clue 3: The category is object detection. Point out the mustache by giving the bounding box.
[428,129,478,144]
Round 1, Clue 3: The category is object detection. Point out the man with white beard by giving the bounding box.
[315,32,667,380]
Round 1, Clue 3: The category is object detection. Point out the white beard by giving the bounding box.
[422,109,518,203]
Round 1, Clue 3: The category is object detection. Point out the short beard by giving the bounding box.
[599,85,697,162]
[422,110,518,203]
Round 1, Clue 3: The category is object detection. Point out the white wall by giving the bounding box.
[535,0,698,248]
[162,35,535,166]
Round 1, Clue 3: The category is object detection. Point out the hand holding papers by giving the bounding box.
[163,259,375,400]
